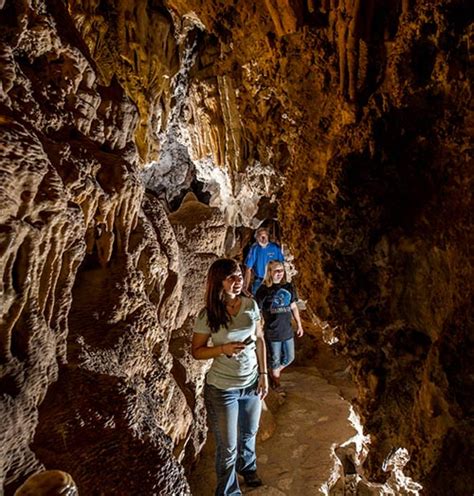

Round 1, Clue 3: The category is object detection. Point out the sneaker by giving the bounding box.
[269,375,281,389]
[241,470,263,487]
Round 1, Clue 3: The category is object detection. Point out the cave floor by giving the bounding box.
[188,342,357,495]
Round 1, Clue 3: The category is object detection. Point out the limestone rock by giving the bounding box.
[0,1,190,494]
[14,470,77,496]
[168,191,227,329]
[1,1,472,495]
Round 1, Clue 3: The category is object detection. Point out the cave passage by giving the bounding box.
[1,1,472,496]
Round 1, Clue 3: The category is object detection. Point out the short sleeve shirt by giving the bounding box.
[245,242,284,279]
[256,282,296,341]
[194,297,261,389]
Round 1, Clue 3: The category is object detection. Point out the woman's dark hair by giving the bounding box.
[205,258,240,333]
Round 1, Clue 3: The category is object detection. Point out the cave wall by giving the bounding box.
[0,1,209,493]
[0,0,472,495]
[277,5,473,494]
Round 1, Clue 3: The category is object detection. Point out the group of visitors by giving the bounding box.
[191,226,304,495]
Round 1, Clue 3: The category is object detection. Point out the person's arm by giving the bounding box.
[192,333,245,360]
[290,301,304,337]
[255,320,269,399]
[243,245,256,296]
[243,266,253,296]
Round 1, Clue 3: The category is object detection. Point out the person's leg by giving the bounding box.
[236,382,262,482]
[280,337,295,370]
[205,384,241,496]
[266,340,283,387]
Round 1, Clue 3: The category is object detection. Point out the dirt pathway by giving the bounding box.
[188,346,357,496]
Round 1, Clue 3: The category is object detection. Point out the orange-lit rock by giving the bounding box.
[1,0,472,495]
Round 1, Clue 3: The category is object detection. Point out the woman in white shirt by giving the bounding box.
[192,258,269,495]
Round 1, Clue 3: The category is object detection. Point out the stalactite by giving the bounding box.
[402,0,411,15]
[332,0,377,102]
[329,0,338,43]
[218,74,245,176]
[347,0,361,102]
[336,2,347,96]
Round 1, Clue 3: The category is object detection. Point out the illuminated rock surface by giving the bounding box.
[0,1,472,495]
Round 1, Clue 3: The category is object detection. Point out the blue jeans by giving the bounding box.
[267,338,295,370]
[204,381,262,496]
[251,277,263,295]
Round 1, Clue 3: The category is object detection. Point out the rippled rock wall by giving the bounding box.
[0,1,197,493]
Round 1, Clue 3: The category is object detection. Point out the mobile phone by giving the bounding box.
[242,336,254,345]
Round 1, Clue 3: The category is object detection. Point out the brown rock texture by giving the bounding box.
[0,1,192,494]
[277,6,473,495]
[0,0,472,495]
[13,469,78,496]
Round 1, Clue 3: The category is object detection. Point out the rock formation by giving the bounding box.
[1,1,189,493]
[14,470,78,496]
[0,0,472,495]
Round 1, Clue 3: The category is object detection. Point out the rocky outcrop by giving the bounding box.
[0,1,192,493]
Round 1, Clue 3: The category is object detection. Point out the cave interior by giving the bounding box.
[0,0,473,495]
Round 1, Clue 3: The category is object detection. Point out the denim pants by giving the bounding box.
[267,337,295,370]
[251,277,263,295]
[204,381,262,496]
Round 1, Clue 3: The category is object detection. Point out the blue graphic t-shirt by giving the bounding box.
[245,242,284,279]
[256,282,296,341]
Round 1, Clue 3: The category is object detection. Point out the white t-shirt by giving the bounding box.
[194,297,261,389]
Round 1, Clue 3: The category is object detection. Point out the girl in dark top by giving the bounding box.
[255,260,304,389]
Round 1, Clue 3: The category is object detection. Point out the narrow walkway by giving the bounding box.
[188,357,357,495]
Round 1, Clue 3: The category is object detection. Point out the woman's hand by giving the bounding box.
[296,325,304,337]
[192,335,246,360]
[257,373,269,399]
[221,342,246,357]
